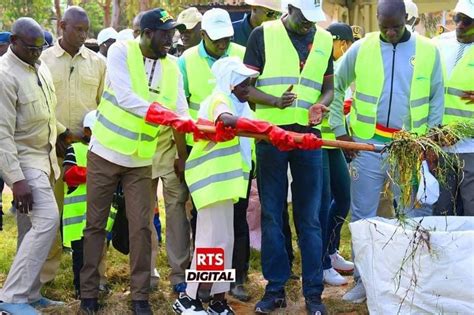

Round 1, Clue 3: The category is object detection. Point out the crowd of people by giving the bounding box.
[0,0,473,314]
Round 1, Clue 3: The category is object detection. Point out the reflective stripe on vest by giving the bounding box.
[183,43,245,146]
[255,20,332,126]
[185,93,250,210]
[351,32,436,139]
[184,43,246,119]
[93,40,179,159]
[443,46,474,125]
[62,143,116,247]
[63,143,88,247]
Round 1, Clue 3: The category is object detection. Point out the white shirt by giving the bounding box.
[90,41,189,167]
[436,32,474,153]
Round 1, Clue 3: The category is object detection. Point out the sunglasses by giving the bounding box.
[453,14,474,26]
[18,38,44,53]
[264,8,281,19]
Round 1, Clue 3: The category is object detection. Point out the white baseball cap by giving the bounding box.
[97,27,118,46]
[284,0,326,22]
[404,0,419,20]
[117,29,134,41]
[201,8,234,41]
[245,0,282,12]
[83,110,97,128]
[454,0,474,19]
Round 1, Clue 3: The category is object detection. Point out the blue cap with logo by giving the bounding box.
[140,8,185,32]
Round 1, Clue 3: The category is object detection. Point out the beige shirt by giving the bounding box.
[0,48,60,186]
[41,40,106,136]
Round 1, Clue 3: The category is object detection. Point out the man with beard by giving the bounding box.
[39,5,106,287]
[79,9,187,315]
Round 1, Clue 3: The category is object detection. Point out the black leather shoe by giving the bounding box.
[230,284,250,302]
[131,300,153,315]
[80,298,100,315]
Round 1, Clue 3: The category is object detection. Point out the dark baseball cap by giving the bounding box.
[140,8,185,32]
[327,23,354,42]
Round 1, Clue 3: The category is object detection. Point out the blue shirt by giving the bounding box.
[232,13,253,47]
[178,41,233,98]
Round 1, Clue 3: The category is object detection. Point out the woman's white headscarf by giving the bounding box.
[209,57,259,168]
[210,56,259,96]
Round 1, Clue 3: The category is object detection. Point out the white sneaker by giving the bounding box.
[330,252,354,272]
[342,280,366,303]
[323,268,348,286]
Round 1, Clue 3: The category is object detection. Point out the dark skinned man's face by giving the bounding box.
[287,5,314,35]
[454,13,474,44]
[180,23,201,50]
[378,13,406,44]
[145,28,175,59]
[61,16,89,50]
[201,31,231,59]
[10,33,45,65]
[253,6,280,26]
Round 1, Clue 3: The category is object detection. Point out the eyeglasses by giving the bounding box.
[18,38,44,53]
[453,14,474,26]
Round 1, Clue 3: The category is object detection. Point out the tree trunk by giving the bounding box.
[139,0,149,11]
[54,0,62,36]
[112,0,121,29]
[104,0,112,27]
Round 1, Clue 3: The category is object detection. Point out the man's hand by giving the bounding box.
[174,158,186,182]
[56,129,75,158]
[461,90,474,104]
[336,134,358,159]
[274,85,297,109]
[425,148,439,174]
[308,103,329,126]
[13,180,33,214]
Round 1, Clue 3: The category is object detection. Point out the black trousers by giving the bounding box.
[71,238,84,292]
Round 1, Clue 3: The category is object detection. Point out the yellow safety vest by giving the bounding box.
[183,43,246,119]
[182,42,245,146]
[351,32,436,139]
[185,93,250,210]
[62,142,117,247]
[255,20,333,127]
[443,45,474,125]
[93,40,179,159]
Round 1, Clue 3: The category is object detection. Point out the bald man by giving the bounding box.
[0,18,64,314]
[40,5,106,286]
[329,0,444,303]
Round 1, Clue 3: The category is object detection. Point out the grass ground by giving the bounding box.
[0,192,368,314]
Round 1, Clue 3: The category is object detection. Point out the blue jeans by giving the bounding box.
[257,141,323,298]
[321,149,351,270]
